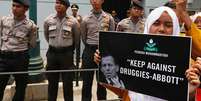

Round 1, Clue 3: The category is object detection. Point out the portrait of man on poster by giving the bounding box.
[100,54,125,89]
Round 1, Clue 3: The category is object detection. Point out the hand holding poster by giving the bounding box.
[99,31,191,101]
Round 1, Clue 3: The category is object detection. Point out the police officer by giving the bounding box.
[111,10,120,29]
[71,3,82,24]
[81,0,115,100]
[0,0,37,100]
[44,0,80,101]
[116,0,145,33]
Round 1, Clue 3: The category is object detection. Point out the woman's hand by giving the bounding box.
[173,0,192,30]
[186,67,200,88]
[186,57,201,100]
[186,57,201,85]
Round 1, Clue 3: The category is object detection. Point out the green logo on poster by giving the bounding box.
[144,39,158,52]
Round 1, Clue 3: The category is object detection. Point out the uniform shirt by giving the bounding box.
[44,14,80,48]
[116,17,145,33]
[73,15,82,24]
[81,10,115,45]
[0,15,37,52]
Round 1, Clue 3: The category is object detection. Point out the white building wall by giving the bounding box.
[144,0,168,17]
[143,0,201,17]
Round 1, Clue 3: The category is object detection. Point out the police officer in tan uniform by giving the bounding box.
[116,0,145,33]
[80,0,115,100]
[0,0,37,101]
[44,0,80,101]
[111,10,120,29]
[71,4,82,24]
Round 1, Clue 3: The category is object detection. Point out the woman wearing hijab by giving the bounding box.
[172,0,201,61]
[143,6,201,101]
[162,0,201,62]
[191,12,201,30]
[95,6,201,101]
[183,12,201,61]
[189,12,201,101]
[125,6,181,101]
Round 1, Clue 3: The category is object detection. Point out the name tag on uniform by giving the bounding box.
[49,25,56,31]
[63,26,71,32]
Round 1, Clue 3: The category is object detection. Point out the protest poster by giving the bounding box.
[99,31,191,101]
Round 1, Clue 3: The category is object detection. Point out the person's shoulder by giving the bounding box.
[68,15,77,22]
[44,14,56,22]
[103,11,113,19]
[1,15,13,21]
[25,18,37,31]
[104,11,112,16]
[27,18,35,25]
[118,18,130,25]
[77,15,82,18]
[82,14,92,22]
[140,17,146,23]
[67,15,79,25]
[77,15,82,19]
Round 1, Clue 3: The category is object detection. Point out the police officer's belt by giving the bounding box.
[49,45,74,53]
[0,50,28,57]
[85,44,98,50]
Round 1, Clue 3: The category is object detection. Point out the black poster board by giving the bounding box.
[99,31,192,101]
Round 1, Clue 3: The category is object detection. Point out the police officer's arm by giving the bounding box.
[80,17,88,44]
[77,15,83,24]
[72,20,81,66]
[116,20,124,31]
[29,22,37,48]
[109,16,115,31]
[43,20,49,42]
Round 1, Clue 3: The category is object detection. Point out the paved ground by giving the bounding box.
[3,75,119,101]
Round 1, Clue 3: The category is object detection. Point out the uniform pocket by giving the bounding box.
[1,36,8,41]
[62,25,72,38]
[48,25,57,38]
[15,31,27,42]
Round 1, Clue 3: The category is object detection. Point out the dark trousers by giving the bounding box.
[81,45,106,101]
[0,51,29,101]
[46,47,74,101]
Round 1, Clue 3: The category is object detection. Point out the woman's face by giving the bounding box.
[149,11,173,35]
[194,16,201,30]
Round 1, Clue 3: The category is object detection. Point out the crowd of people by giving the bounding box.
[0,0,201,101]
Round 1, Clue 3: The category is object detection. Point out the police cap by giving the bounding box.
[71,4,79,10]
[13,0,30,7]
[57,0,70,7]
[130,0,144,9]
